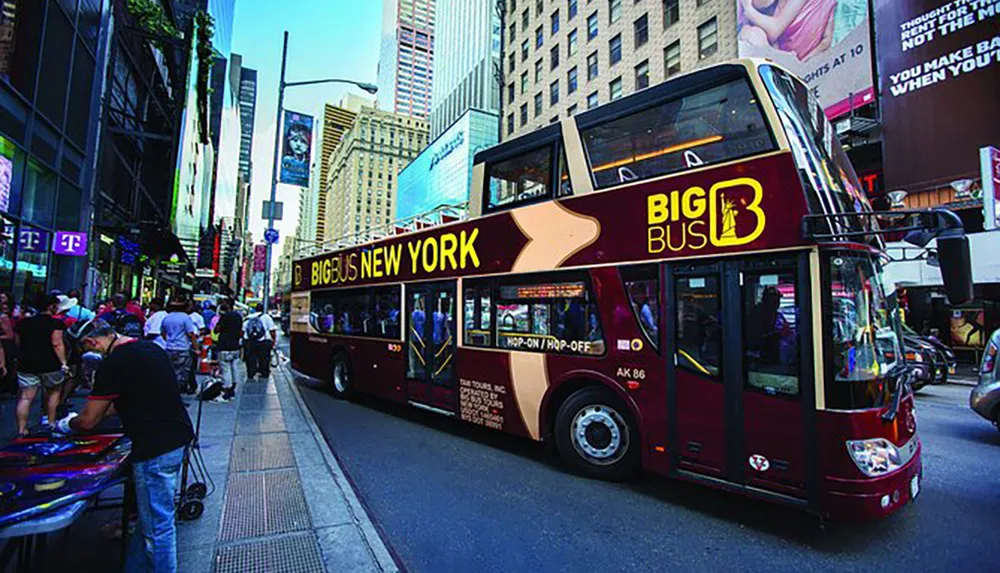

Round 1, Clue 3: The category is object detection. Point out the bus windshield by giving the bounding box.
[827,253,903,408]
[758,65,876,240]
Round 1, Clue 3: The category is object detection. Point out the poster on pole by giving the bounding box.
[279,110,314,187]
[874,0,1000,193]
[737,0,875,118]
[253,244,267,272]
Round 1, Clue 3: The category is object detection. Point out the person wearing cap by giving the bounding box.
[14,293,68,435]
[57,318,193,572]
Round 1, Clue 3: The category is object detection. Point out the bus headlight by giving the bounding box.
[846,438,903,477]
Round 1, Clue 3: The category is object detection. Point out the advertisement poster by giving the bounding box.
[737,0,874,118]
[982,146,1000,230]
[0,154,10,214]
[875,0,1000,193]
[279,110,313,187]
[253,244,267,272]
[950,308,986,348]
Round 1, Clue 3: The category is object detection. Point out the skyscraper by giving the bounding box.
[235,56,257,184]
[377,0,436,119]
[428,0,502,138]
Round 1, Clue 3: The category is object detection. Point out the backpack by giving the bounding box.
[246,315,266,341]
[112,309,144,338]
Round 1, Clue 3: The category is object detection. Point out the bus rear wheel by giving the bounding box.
[554,387,638,481]
[330,353,353,400]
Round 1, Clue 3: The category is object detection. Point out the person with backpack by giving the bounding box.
[212,300,243,402]
[160,298,200,393]
[99,294,145,338]
[243,304,276,380]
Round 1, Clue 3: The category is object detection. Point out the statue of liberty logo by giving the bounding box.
[719,192,739,240]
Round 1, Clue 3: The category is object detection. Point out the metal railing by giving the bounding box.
[290,202,469,260]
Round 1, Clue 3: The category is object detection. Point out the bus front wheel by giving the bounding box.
[554,387,639,481]
[330,353,353,400]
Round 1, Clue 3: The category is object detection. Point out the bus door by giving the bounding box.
[405,281,458,412]
[665,253,816,505]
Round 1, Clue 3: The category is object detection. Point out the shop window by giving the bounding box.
[0,138,24,217]
[14,224,49,308]
[622,265,659,350]
[55,180,82,231]
[7,0,44,100]
[67,41,96,148]
[38,6,74,127]
[78,0,101,52]
[20,159,56,227]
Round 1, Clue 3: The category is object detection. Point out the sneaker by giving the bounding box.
[211,394,229,404]
[222,387,236,401]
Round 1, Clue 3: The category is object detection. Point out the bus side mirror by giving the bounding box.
[937,234,973,305]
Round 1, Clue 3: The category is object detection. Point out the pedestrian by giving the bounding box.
[101,294,145,338]
[0,293,17,396]
[58,318,193,573]
[243,304,277,380]
[188,302,207,335]
[201,301,216,330]
[160,298,200,394]
[212,300,243,402]
[61,289,95,326]
[14,293,68,435]
[144,298,168,342]
[125,295,146,323]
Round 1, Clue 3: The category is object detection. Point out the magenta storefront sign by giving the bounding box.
[53,231,88,256]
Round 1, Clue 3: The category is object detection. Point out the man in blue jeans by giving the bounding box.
[58,319,194,572]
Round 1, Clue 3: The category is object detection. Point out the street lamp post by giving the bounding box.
[262,31,377,312]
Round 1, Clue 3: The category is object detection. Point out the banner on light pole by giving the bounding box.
[982,146,1000,231]
[279,110,313,187]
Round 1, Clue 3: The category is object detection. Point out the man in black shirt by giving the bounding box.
[212,300,243,402]
[15,293,69,435]
[58,319,193,573]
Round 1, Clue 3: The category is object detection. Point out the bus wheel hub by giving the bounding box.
[572,405,627,464]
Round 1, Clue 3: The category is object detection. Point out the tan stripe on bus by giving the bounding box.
[510,201,600,273]
[509,352,549,441]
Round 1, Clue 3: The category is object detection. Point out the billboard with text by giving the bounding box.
[737,0,875,118]
[875,0,1000,193]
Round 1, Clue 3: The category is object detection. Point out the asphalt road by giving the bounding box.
[298,372,998,573]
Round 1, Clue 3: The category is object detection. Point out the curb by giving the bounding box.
[279,365,401,573]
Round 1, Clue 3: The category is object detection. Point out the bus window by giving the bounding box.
[675,276,721,379]
[743,272,799,396]
[494,276,605,356]
[373,286,401,339]
[581,78,774,189]
[463,287,492,346]
[486,146,553,210]
[622,265,659,350]
[408,291,428,379]
[556,148,573,198]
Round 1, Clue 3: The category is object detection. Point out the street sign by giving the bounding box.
[262,200,284,221]
[264,228,279,245]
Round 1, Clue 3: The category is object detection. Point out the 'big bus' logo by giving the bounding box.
[646,177,766,254]
[293,264,303,287]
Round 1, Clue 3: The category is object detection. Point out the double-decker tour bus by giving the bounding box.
[289,60,972,521]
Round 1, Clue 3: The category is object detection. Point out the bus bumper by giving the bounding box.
[821,441,922,522]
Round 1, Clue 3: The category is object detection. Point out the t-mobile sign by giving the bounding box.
[53,231,88,256]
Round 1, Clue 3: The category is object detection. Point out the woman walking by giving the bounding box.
[0,293,16,396]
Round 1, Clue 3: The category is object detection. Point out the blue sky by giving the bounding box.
[231,0,382,254]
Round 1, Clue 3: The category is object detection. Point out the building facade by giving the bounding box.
[428,0,502,138]
[501,0,736,140]
[323,107,428,244]
[235,55,256,183]
[0,0,109,305]
[397,108,498,220]
[377,0,436,119]
[312,95,371,244]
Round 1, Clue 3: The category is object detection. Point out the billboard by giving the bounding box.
[737,0,874,118]
[983,146,1000,230]
[875,0,1000,193]
[253,243,267,272]
[279,110,313,187]
[950,308,986,348]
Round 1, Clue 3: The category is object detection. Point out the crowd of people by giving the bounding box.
[0,288,280,571]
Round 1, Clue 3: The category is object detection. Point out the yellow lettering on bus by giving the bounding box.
[682,187,706,219]
[322,259,332,285]
[687,219,708,250]
[421,237,439,273]
[669,190,681,222]
[648,226,665,253]
[385,244,402,276]
[648,194,668,225]
[709,177,766,247]
[460,229,480,268]
[372,247,384,278]
[360,250,372,279]
[440,233,458,271]
[311,262,320,286]
[407,240,421,274]
[346,253,359,282]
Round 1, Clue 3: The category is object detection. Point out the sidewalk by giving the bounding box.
[177,358,399,573]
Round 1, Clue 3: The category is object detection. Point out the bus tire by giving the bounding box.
[554,386,639,481]
[330,353,353,400]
